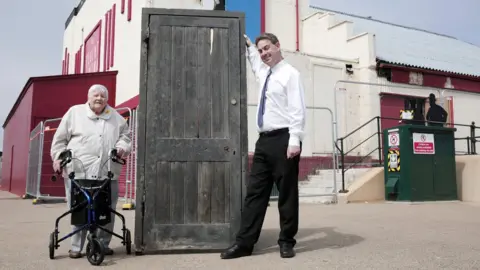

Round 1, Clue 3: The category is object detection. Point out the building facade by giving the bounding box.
[61,0,480,172]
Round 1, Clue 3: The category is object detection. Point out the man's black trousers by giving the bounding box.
[235,128,300,248]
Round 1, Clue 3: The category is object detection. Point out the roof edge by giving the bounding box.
[2,71,119,129]
[309,5,458,40]
[65,0,86,29]
[377,59,480,80]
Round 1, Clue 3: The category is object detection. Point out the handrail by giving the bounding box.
[344,132,377,156]
[336,116,479,193]
[339,116,378,141]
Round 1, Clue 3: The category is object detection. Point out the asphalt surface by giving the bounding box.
[1,190,480,269]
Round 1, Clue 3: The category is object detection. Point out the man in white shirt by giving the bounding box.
[221,33,306,259]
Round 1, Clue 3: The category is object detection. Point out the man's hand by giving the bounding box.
[287,145,301,159]
[244,34,252,47]
[53,160,62,173]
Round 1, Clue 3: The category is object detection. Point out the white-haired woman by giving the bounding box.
[50,84,132,259]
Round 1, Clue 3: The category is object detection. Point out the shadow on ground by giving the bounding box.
[58,227,364,266]
[254,227,364,255]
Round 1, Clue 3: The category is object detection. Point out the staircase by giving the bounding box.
[297,116,385,203]
[248,115,385,204]
[299,167,371,204]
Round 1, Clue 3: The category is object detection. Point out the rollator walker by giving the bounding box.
[48,148,132,266]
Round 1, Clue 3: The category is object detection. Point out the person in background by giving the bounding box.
[426,93,448,127]
[220,32,306,260]
[50,84,132,259]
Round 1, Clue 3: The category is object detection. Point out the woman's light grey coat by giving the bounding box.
[50,103,132,181]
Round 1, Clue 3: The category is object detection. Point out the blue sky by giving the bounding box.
[0,0,478,151]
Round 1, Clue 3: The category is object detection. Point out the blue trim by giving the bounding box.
[226,0,261,39]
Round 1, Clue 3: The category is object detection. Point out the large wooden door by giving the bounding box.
[134,9,247,254]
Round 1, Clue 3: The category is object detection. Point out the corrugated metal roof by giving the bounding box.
[310,6,480,77]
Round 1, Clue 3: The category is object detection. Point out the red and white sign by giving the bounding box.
[413,133,435,154]
[388,131,400,148]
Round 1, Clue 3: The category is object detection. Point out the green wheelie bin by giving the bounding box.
[383,124,457,201]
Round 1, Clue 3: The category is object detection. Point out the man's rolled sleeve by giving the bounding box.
[286,71,306,147]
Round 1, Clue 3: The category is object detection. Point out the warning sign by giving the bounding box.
[388,150,400,172]
[413,133,435,154]
[388,131,400,148]
[400,110,414,120]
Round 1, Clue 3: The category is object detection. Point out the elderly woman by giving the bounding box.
[50,84,132,259]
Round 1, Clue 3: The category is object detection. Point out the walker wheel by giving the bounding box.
[48,232,55,259]
[86,238,105,266]
[125,229,132,254]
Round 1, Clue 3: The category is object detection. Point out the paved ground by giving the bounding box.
[1,190,480,270]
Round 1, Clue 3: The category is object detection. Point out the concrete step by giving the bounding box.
[298,168,371,204]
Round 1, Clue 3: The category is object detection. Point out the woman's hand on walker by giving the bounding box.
[53,160,62,173]
[116,148,126,158]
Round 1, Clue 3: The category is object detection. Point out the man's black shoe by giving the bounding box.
[220,244,253,259]
[279,244,295,258]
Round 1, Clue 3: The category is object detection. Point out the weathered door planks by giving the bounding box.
[134,8,247,254]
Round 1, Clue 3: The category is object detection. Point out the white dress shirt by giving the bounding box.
[247,45,306,147]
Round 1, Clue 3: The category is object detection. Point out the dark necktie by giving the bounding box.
[257,69,272,128]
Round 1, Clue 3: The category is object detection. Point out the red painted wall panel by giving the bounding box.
[421,74,446,89]
[31,75,118,126]
[127,0,132,21]
[380,94,405,131]
[32,73,118,198]
[260,0,265,33]
[110,4,116,68]
[1,72,118,197]
[388,66,480,94]
[0,86,34,195]
[450,77,480,93]
[84,21,102,73]
[104,11,110,72]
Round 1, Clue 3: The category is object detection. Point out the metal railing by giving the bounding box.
[24,118,65,202]
[247,104,339,203]
[116,107,137,209]
[331,79,453,174]
[335,116,480,193]
[25,121,45,200]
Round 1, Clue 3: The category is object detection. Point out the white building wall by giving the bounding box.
[246,50,359,156]
[62,0,218,106]
[300,10,378,156]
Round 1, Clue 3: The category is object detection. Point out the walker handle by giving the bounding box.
[51,149,73,182]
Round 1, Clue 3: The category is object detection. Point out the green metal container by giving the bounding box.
[383,125,458,201]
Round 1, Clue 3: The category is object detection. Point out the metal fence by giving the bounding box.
[25,122,44,200]
[24,118,65,203]
[247,104,338,203]
[117,107,137,209]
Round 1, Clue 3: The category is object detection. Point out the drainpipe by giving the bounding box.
[295,0,299,51]
[261,0,265,33]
